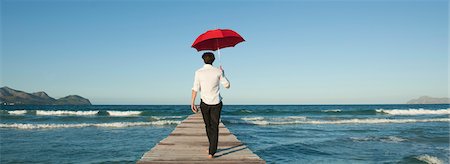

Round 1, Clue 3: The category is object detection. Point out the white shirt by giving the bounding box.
[192,64,230,105]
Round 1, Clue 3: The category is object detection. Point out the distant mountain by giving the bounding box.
[31,91,52,99]
[55,95,91,105]
[0,86,91,105]
[407,96,450,104]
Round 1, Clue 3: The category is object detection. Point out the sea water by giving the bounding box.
[0,104,448,163]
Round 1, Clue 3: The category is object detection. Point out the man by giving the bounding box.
[191,52,230,159]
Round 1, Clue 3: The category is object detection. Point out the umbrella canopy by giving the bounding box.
[191,29,245,51]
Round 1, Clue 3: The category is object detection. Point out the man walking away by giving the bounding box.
[191,52,230,158]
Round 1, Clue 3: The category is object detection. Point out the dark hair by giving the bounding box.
[202,52,215,64]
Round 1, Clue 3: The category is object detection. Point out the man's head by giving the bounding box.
[202,52,215,64]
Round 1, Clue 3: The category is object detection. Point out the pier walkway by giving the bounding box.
[137,112,265,164]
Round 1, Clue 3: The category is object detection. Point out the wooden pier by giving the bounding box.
[137,112,265,164]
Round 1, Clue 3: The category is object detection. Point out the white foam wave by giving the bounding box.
[0,121,180,129]
[350,136,407,143]
[240,109,253,113]
[242,116,307,122]
[241,116,307,125]
[322,109,342,112]
[8,110,27,115]
[150,116,184,120]
[241,117,450,125]
[415,154,443,164]
[376,108,450,115]
[36,110,99,116]
[383,136,407,142]
[241,117,269,125]
[308,118,450,124]
[286,116,308,119]
[272,116,307,122]
[350,137,372,142]
[242,117,265,121]
[107,111,142,116]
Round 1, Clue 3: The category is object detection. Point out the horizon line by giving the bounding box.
[87,103,449,106]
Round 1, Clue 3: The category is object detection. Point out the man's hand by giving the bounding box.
[191,103,198,113]
[220,66,225,75]
[191,90,198,113]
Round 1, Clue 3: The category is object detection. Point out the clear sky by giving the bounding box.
[1,0,448,105]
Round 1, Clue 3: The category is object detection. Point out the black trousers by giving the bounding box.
[200,100,223,156]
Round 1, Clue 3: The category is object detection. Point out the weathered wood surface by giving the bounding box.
[137,112,265,164]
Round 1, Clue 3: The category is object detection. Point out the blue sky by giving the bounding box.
[1,0,448,105]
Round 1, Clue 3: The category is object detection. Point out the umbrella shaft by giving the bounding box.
[218,48,221,66]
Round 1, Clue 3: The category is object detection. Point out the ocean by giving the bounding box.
[1,104,449,164]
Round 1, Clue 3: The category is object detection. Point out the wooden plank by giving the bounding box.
[137,112,265,164]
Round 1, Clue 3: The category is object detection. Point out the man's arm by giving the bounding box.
[191,72,200,113]
[220,67,230,89]
[191,90,198,113]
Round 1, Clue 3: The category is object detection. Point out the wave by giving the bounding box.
[321,109,342,112]
[240,116,307,125]
[383,136,407,142]
[415,154,443,164]
[6,110,144,117]
[106,111,142,116]
[242,116,307,121]
[36,110,99,116]
[240,117,450,125]
[241,117,268,125]
[285,116,307,119]
[242,117,265,121]
[225,107,450,116]
[150,116,184,120]
[307,118,450,124]
[224,108,375,116]
[376,108,450,115]
[8,110,27,115]
[0,120,180,129]
[350,136,407,143]
[240,109,253,113]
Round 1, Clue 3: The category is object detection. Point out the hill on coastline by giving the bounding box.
[0,86,91,105]
[407,96,450,104]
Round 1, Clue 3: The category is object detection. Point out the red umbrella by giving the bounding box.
[191,29,245,65]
